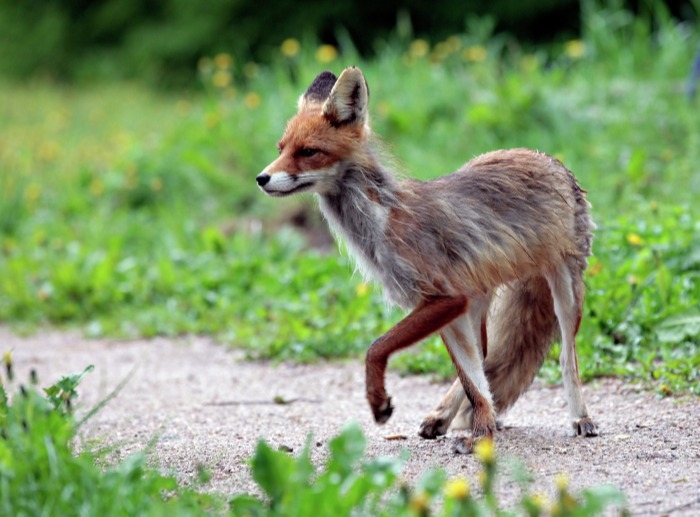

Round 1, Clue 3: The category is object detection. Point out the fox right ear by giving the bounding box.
[298,71,337,111]
[322,67,369,127]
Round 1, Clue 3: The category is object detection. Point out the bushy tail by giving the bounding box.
[485,169,594,414]
[484,276,559,414]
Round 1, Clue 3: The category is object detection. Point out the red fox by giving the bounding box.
[256,67,598,453]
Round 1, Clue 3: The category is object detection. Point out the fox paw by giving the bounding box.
[574,417,599,437]
[370,397,394,424]
[418,417,449,439]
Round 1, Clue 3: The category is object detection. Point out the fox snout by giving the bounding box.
[256,172,271,187]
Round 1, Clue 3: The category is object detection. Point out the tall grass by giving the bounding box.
[0,3,698,392]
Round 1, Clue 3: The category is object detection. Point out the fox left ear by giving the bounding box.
[322,67,369,127]
[299,70,337,111]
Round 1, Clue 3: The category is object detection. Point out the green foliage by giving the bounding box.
[231,423,405,515]
[231,422,627,516]
[0,363,222,516]
[0,0,581,84]
[1,3,699,393]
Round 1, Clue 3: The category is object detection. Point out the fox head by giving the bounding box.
[256,67,372,197]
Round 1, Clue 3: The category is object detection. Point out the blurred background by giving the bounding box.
[0,0,697,85]
[0,0,698,394]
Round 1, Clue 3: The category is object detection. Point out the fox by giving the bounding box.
[256,66,599,453]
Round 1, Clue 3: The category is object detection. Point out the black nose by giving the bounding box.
[256,173,270,187]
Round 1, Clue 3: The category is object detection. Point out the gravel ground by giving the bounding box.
[5,326,700,515]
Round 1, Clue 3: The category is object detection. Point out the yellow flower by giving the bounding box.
[214,52,233,70]
[564,39,586,59]
[38,141,60,162]
[281,38,300,58]
[315,44,338,63]
[89,178,104,197]
[445,35,462,53]
[409,490,429,513]
[355,282,369,296]
[520,54,540,73]
[588,260,603,276]
[205,112,220,128]
[473,436,495,464]
[409,39,429,59]
[150,178,163,192]
[444,477,470,500]
[24,183,41,203]
[244,62,259,79]
[244,92,261,109]
[626,232,643,246]
[554,472,570,491]
[531,491,551,510]
[431,41,451,62]
[463,45,487,63]
[212,70,232,88]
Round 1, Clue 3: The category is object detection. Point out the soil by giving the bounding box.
[5,326,700,515]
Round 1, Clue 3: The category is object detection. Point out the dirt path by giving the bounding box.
[5,326,699,515]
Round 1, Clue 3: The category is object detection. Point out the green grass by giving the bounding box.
[1,4,699,393]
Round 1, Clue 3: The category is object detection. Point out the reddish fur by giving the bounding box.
[365,296,468,420]
[265,108,368,176]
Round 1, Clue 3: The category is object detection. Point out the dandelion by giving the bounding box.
[588,260,603,276]
[531,492,551,511]
[444,477,470,500]
[432,41,451,62]
[150,178,163,192]
[355,282,369,296]
[626,233,643,246]
[409,39,430,59]
[554,472,570,491]
[24,183,41,204]
[281,38,301,58]
[473,436,495,464]
[244,62,259,79]
[463,45,487,63]
[564,39,586,59]
[445,35,462,53]
[37,141,60,162]
[315,44,338,63]
[205,111,220,128]
[214,52,233,70]
[520,54,540,73]
[212,70,232,88]
[89,178,104,197]
[409,490,429,513]
[244,92,261,110]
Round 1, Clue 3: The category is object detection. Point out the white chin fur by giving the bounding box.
[262,169,337,196]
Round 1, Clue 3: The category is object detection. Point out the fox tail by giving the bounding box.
[484,276,560,414]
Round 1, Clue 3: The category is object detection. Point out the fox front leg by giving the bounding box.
[364,296,469,424]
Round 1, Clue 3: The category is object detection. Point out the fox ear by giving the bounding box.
[322,67,369,127]
[298,71,337,111]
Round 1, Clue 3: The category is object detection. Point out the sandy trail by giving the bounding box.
[5,327,699,515]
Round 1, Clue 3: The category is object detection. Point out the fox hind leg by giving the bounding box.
[545,261,598,437]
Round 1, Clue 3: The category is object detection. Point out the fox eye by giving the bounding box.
[297,148,319,158]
